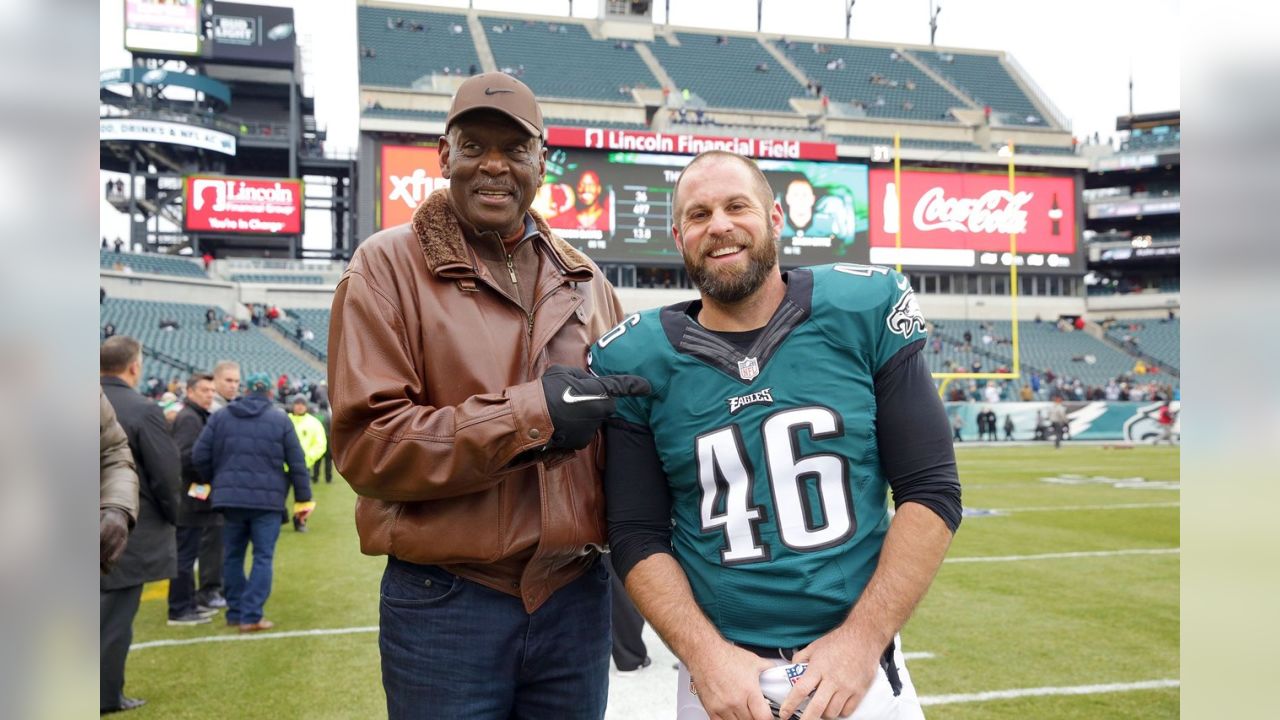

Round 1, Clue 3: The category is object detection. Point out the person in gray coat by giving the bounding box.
[100,336,181,714]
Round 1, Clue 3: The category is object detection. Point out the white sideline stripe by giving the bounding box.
[994,502,1181,513]
[919,678,1180,706]
[945,548,1179,564]
[132,627,940,660]
[131,625,377,650]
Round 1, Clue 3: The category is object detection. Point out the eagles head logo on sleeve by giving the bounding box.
[886,287,926,339]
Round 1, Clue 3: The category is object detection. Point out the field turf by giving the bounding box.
[123,445,1178,718]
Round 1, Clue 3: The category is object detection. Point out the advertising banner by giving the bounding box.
[100,118,236,156]
[379,144,446,230]
[184,176,303,235]
[208,2,296,67]
[869,169,1078,271]
[944,401,1179,442]
[546,126,838,162]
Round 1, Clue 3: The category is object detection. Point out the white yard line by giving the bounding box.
[990,501,1181,513]
[131,625,378,651]
[945,548,1179,564]
[920,678,1179,706]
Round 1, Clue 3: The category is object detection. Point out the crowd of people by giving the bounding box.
[99,339,332,713]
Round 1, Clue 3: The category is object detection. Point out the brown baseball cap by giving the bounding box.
[445,72,543,138]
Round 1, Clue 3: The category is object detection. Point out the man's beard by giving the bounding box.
[684,226,779,305]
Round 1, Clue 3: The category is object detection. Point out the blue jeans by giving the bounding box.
[379,556,611,720]
[222,508,281,625]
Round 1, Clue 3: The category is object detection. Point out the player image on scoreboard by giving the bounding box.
[762,163,866,261]
[534,150,615,244]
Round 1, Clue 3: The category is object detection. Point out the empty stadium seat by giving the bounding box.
[229,274,327,285]
[101,250,207,279]
[648,33,803,112]
[481,17,659,102]
[777,41,963,123]
[911,51,1047,127]
[359,7,480,87]
[101,298,321,386]
[1105,318,1179,373]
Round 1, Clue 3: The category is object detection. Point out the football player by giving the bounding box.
[592,151,961,720]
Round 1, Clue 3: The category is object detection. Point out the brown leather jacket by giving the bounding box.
[100,387,139,524]
[329,189,626,612]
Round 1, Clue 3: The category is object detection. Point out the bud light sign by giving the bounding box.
[870,169,1076,270]
[185,176,303,234]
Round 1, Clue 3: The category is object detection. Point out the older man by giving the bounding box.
[329,72,648,719]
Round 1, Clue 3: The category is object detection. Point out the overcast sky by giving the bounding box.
[99,0,1180,244]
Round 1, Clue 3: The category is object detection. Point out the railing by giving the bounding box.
[143,346,199,375]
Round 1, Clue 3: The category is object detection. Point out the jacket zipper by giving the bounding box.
[505,253,533,341]
[506,253,519,285]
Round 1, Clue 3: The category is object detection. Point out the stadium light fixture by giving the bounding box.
[846,0,856,39]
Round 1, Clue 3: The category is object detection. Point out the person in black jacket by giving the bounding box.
[100,336,181,715]
[193,372,313,633]
[166,373,221,625]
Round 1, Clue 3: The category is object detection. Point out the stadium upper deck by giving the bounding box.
[355,1,1075,157]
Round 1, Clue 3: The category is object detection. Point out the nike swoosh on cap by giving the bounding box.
[562,388,609,404]
[484,88,515,95]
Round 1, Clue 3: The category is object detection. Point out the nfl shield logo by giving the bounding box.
[737,356,760,381]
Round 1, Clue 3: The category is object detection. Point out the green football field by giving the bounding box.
[124,445,1179,719]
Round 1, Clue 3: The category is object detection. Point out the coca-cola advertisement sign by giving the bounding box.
[185,175,303,235]
[869,169,1076,270]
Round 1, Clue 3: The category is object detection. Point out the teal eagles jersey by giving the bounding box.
[589,264,928,648]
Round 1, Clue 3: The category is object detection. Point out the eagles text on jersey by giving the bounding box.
[590,264,927,648]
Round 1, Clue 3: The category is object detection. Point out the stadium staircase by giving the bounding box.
[260,323,327,375]
[466,12,499,72]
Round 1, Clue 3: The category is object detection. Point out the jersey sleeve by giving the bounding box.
[875,270,929,374]
[587,310,663,426]
[809,264,929,375]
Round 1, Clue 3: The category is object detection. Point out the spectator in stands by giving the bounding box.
[113,237,124,253]
[100,336,181,715]
[102,235,108,248]
[167,373,220,627]
[193,373,313,632]
[1019,384,1033,402]
[754,62,769,73]
[103,322,116,340]
[202,253,213,271]
[983,382,1001,405]
[328,72,640,718]
[962,329,972,348]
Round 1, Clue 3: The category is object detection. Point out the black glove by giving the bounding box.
[100,507,131,575]
[541,365,651,451]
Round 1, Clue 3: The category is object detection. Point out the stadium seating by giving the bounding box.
[929,319,1173,387]
[229,273,327,285]
[543,116,650,130]
[831,135,983,152]
[358,7,480,87]
[776,41,963,123]
[101,298,320,385]
[101,250,207,279]
[1017,144,1078,156]
[648,33,803,112]
[481,18,659,101]
[274,308,331,360]
[1122,127,1180,152]
[1105,318,1179,373]
[911,51,1046,127]
[362,107,448,121]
